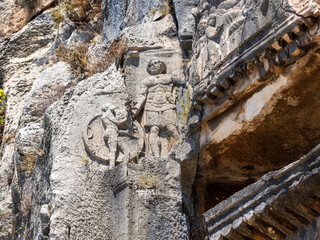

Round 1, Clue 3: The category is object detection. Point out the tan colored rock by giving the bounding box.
[0,0,55,38]
[0,0,27,38]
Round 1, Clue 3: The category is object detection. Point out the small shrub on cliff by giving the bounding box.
[0,210,13,235]
[0,89,7,125]
[3,133,16,144]
[52,6,64,27]
[52,0,101,27]
[176,86,191,125]
[55,43,89,78]
[63,0,92,22]
[56,38,127,79]
[87,38,127,74]
[160,0,173,16]
[138,172,158,189]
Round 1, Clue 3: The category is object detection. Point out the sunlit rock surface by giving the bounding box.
[0,0,320,239]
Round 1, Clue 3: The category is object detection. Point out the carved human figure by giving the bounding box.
[101,103,128,168]
[133,59,183,157]
[200,1,245,69]
[206,13,223,68]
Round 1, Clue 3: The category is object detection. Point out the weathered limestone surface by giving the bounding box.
[31,66,128,239]
[27,65,187,239]
[200,42,320,184]
[122,14,183,101]
[0,12,57,239]
[172,0,199,50]
[187,0,320,220]
[0,7,98,238]
[1,0,320,239]
[101,0,169,42]
[0,0,55,38]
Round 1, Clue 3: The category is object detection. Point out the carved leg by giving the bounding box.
[149,126,160,157]
[167,124,180,140]
[104,131,118,168]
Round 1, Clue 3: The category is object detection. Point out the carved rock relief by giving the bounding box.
[83,103,144,168]
[192,0,281,82]
[132,58,184,157]
[83,58,184,167]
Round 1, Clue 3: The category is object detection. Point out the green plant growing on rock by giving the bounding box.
[0,89,7,125]
[0,210,12,235]
[51,6,64,27]
[160,0,172,16]
[56,38,127,79]
[161,85,191,126]
[82,157,89,165]
[138,172,158,189]
[176,86,191,125]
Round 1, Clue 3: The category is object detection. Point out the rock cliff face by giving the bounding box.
[0,0,320,239]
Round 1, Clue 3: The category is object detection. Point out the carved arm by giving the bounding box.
[172,76,186,86]
[132,81,147,119]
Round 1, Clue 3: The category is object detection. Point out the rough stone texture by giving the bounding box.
[0,12,56,82]
[172,0,200,50]
[0,12,57,239]
[122,15,182,102]
[0,0,56,38]
[101,0,169,42]
[23,65,188,239]
[28,66,128,239]
[1,0,320,239]
[10,62,74,240]
[0,7,98,238]
[288,217,320,240]
[200,41,320,186]
[187,0,320,219]
[127,157,188,239]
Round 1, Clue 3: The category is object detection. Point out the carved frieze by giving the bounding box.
[189,0,320,123]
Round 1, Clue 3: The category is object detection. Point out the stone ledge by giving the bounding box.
[204,144,320,240]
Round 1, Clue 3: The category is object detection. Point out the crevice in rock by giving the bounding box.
[26,0,59,23]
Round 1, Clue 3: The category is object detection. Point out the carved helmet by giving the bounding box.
[147,58,167,75]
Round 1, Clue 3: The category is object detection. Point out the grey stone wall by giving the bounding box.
[0,0,320,240]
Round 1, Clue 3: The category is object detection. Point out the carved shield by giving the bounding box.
[83,115,109,162]
[83,115,145,162]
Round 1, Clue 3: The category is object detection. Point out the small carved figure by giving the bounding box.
[101,103,128,168]
[206,14,222,40]
[133,59,184,157]
[83,103,144,168]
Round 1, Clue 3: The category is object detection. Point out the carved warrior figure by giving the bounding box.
[133,59,183,157]
[83,103,144,169]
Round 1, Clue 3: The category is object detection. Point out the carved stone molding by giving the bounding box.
[190,0,320,124]
[204,144,320,240]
